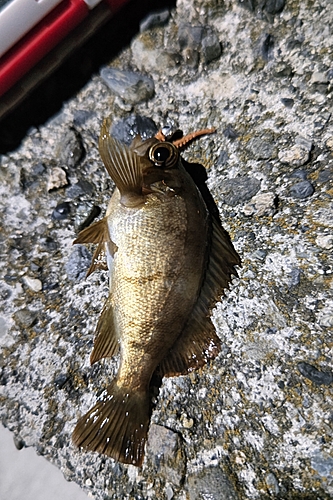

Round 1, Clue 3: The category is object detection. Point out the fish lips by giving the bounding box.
[142,167,183,195]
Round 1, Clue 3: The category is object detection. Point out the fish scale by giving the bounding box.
[109,193,196,385]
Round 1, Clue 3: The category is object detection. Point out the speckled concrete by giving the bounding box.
[1,0,333,499]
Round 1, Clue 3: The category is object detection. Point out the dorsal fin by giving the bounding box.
[159,217,240,377]
[158,307,221,377]
[99,119,144,207]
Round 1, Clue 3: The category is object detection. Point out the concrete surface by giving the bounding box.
[1,0,333,498]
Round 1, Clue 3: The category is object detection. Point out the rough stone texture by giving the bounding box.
[188,465,239,500]
[109,115,158,146]
[1,0,333,499]
[243,192,277,217]
[220,176,261,206]
[289,179,315,199]
[47,167,68,192]
[100,67,155,104]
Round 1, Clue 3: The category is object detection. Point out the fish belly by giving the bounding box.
[108,191,206,387]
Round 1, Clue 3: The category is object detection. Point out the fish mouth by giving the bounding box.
[142,181,178,196]
[142,167,183,195]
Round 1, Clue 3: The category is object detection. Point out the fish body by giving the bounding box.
[72,121,240,466]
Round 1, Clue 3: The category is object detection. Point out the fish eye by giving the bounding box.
[149,142,179,168]
[153,146,170,162]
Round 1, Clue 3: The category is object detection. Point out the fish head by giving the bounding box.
[131,137,183,195]
[99,119,215,207]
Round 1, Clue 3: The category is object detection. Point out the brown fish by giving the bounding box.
[72,120,240,466]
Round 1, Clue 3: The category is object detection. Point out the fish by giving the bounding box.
[72,119,241,466]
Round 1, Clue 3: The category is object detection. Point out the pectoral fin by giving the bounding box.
[90,298,120,365]
[99,120,144,207]
[160,217,240,377]
[85,243,108,277]
[74,218,108,245]
[74,218,116,277]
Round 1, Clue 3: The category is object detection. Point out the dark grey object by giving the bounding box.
[298,362,333,386]
[201,28,222,64]
[65,245,92,281]
[52,202,71,220]
[110,115,158,146]
[221,177,261,206]
[290,181,314,199]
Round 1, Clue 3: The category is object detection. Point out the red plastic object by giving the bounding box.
[104,0,129,10]
[0,0,129,98]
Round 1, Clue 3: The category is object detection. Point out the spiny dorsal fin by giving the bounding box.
[99,119,144,206]
[159,216,240,377]
[90,298,120,364]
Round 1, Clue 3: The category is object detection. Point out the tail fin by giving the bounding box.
[72,382,150,466]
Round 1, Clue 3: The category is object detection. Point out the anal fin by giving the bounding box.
[159,303,221,377]
[90,297,119,365]
[159,216,240,377]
